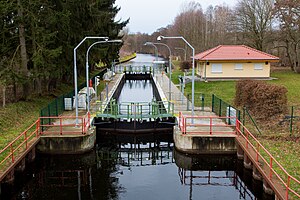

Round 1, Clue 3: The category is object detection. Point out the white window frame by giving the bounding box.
[254,63,263,70]
[211,64,222,73]
[235,63,243,70]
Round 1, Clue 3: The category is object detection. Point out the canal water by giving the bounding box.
[117,79,155,103]
[1,54,274,200]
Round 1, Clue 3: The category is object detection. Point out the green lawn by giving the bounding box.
[270,71,300,106]
[171,65,300,107]
[171,63,300,187]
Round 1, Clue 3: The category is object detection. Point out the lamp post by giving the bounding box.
[153,42,172,101]
[175,47,187,61]
[144,42,158,76]
[74,36,108,125]
[157,35,195,118]
[86,39,122,113]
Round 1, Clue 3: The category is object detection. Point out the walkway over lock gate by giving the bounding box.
[96,100,174,120]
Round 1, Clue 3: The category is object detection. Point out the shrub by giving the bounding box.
[179,61,191,71]
[235,80,288,120]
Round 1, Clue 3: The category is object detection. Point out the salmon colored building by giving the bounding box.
[194,45,279,80]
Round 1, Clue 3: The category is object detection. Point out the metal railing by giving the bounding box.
[114,65,152,74]
[212,94,241,121]
[0,120,40,173]
[40,112,91,135]
[0,112,91,181]
[177,112,300,199]
[178,112,236,135]
[96,100,174,120]
[236,120,300,200]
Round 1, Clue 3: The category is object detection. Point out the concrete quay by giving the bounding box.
[154,72,236,154]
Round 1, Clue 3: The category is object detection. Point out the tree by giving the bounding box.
[274,0,300,72]
[234,0,274,51]
[0,0,128,104]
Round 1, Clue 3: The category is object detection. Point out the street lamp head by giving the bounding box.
[157,35,164,41]
[144,42,153,46]
[104,38,109,41]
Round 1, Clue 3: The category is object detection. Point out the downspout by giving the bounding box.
[204,60,207,81]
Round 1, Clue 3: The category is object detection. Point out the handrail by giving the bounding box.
[178,112,300,199]
[40,112,91,135]
[0,119,40,169]
[96,101,174,120]
[0,112,91,179]
[236,120,300,200]
[178,112,236,135]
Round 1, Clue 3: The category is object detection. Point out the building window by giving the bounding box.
[211,64,222,73]
[254,63,263,70]
[235,64,243,70]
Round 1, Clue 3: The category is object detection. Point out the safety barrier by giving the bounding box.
[236,120,300,200]
[0,120,40,171]
[178,112,236,135]
[96,100,174,120]
[178,112,300,199]
[212,94,241,121]
[40,112,90,135]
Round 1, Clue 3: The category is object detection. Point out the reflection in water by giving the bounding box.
[1,135,274,200]
[0,53,274,200]
[117,80,155,103]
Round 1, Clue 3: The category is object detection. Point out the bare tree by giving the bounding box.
[234,0,274,51]
[274,0,300,72]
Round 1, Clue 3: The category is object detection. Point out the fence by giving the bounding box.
[177,112,300,199]
[236,120,300,200]
[96,100,174,120]
[186,93,206,111]
[212,94,241,121]
[178,112,236,135]
[288,106,300,135]
[40,68,107,123]
[0,120,40,176]
[40,112,90,135]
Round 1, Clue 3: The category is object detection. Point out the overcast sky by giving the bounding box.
[114,0,238,34]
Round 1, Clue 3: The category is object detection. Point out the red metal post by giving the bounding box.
[10,144,14,163]
[25,131,28,149]
[246,130,249,148]
[60,118,63,135]
[286,175,290,200]
[210,117,212,135]
[256,143,259,162]
[269,157,273,179]
[82,117,85,134]
[36,119,40,136]
[183,117,186,134]
[236,120,240,136]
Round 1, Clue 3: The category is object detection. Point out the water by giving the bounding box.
[1,137,274,200]
[122,53,164,67]
[117,80,155,103]
[0,54,274,199]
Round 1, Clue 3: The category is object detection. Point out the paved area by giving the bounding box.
[154,72,235,136]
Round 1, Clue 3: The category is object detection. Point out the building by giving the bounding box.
[194,45,279,80]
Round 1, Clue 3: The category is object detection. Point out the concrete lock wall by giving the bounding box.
[37,128,96,154]
[174,128,236,154]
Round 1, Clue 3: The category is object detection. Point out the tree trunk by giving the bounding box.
[17,0,29,99]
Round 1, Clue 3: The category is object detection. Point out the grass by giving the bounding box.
[0,69,106,150]
[270,70,300,106]
[171,62,300,185]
